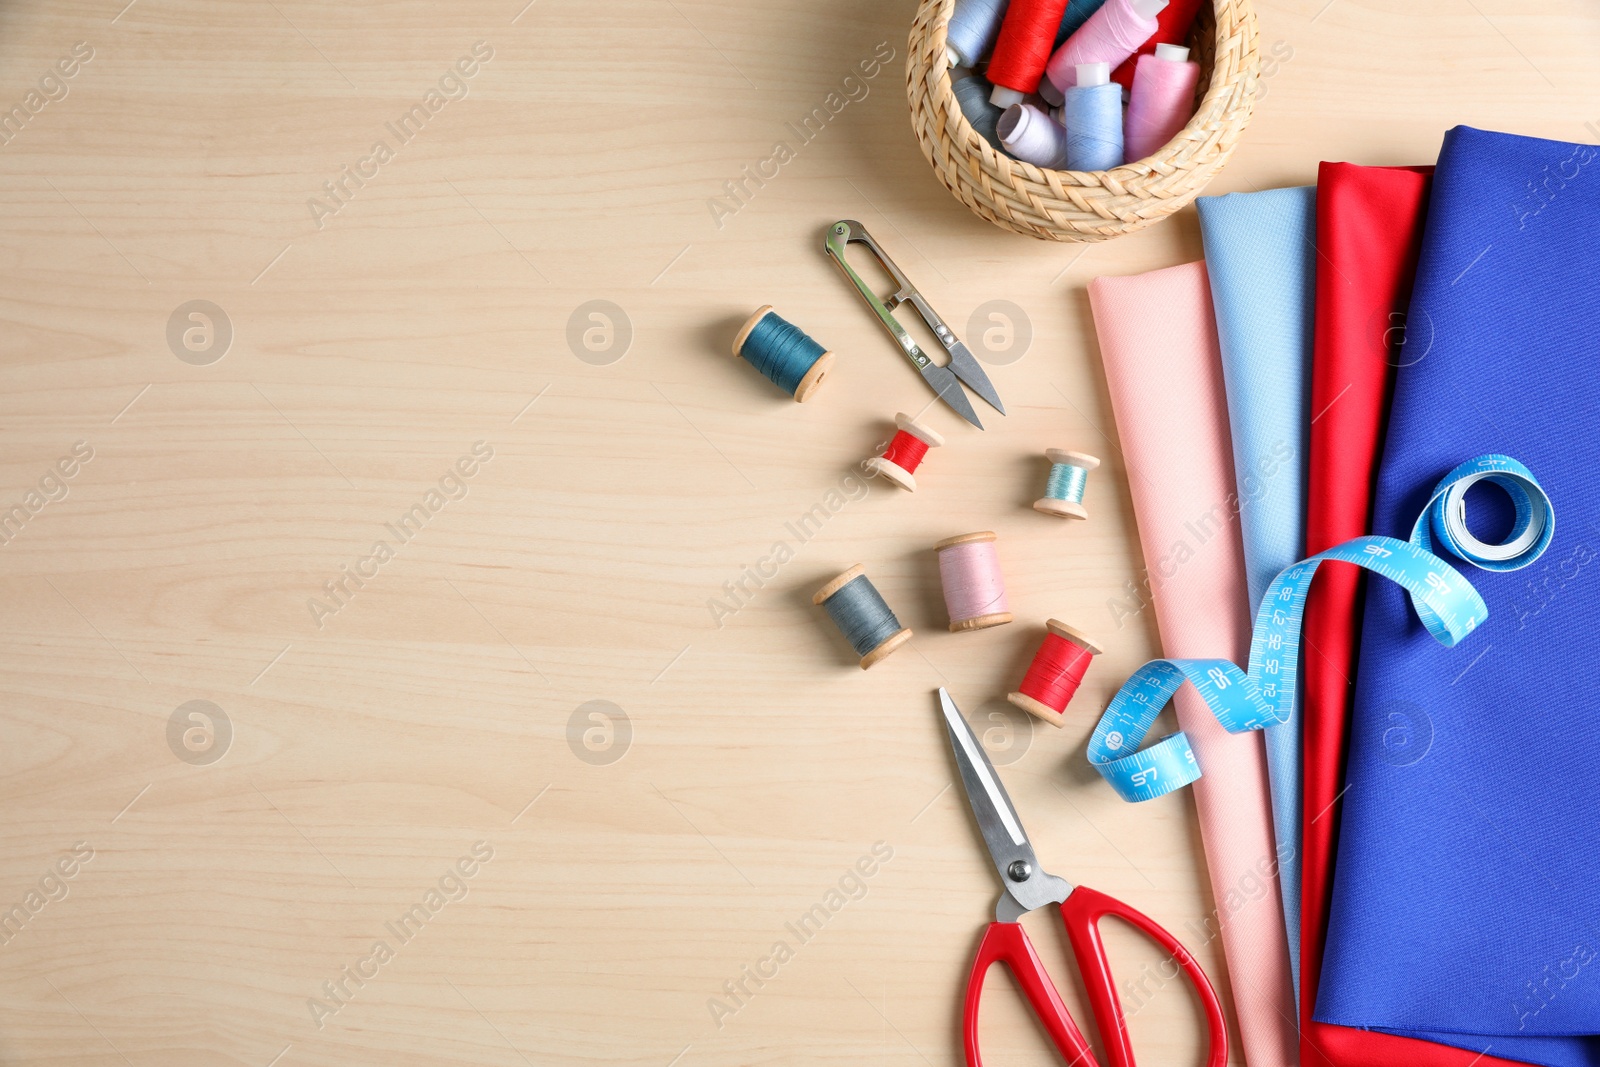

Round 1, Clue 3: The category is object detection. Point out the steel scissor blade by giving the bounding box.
[940,689,1037,884]
[923,363,983,428]
[939,689,1072,919]
[946,340,1006,416]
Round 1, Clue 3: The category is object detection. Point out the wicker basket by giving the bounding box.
[907,0,1260,241]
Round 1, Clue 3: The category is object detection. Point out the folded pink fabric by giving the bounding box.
[1089,261,1298,1067]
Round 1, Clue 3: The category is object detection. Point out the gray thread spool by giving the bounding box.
[952,75,1006,151]
[812,565,913,670]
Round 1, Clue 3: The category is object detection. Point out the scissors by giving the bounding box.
[937,689,1228,1067]
[824,220,1005,429]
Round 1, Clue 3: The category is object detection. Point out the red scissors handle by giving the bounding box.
[962,887,1228,1067]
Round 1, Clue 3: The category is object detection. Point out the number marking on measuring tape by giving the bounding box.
[1088,455,1553,803]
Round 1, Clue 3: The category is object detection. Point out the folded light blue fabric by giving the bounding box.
[1197,185,1316,1000]
[1317,126,1600,1067]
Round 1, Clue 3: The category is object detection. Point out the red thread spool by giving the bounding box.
[987,0,1075,107]
[865,412,945,492]
[1009,619,1104,727]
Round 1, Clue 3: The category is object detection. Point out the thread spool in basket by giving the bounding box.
[998,103,1070,169]
[1040,0,1168,104]
[866,413,945,492]
[988,0,1073,107]
[1008,619,1104,726]
[952,75,1006,150]
[1063,62,1125,170]
[1055,0,1110,45]
[1125,43,1201,160]
[813,565,913,669]
[1034,448,1101,519]
[936,531,1013,632]
[732,305,836,403]
[946,0,1010,67]
[1111,0,1206,89]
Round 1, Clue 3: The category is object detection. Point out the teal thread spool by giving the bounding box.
[1034,448,1101,520]
[812,565,913,669]
[732,305,835,403]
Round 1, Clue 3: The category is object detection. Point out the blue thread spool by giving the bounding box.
[732,305,836,403]
[952,76,1006,150]
[1034,448,1100,520]
[1063,62,1124,171]
[947,0,1010,67]
[813,565,913,670]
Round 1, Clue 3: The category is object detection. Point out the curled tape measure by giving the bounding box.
[1088,455,1554,803]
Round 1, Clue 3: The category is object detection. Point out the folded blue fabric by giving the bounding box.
[1197,185,1316,1000]
[1317,126,1600,1067]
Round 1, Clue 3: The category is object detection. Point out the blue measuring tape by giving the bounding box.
[1088,455,1554,802]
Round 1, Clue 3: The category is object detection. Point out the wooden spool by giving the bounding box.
[732,305,834,403]
[812,564,914,670]
[1034,449,1101,521]
[1008,619,1105,727]
[865,412,945,492]
[935,531,1014,632]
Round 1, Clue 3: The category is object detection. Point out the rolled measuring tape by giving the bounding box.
[1088,455,1553,802]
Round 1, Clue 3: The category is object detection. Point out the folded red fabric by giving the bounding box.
[1300,162,1523,1067]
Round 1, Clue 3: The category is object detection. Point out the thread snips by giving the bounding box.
[824,220,1005,429]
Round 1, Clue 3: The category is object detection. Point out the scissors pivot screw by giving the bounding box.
[1007,860,1032,883]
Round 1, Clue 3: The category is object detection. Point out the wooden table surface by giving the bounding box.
[1,1,1596,1064]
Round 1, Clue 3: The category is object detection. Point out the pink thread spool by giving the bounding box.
[936,531,1014,632]
[865,412,945,492]
[998,104,1070,169]
[1040,0,1167,105]
[1125,43,1200,160]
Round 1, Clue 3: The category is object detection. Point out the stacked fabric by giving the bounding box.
[1318,126,1600,1067]
[1085,126,1600,1067]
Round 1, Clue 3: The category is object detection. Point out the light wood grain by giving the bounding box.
[0,1,1596,1064]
